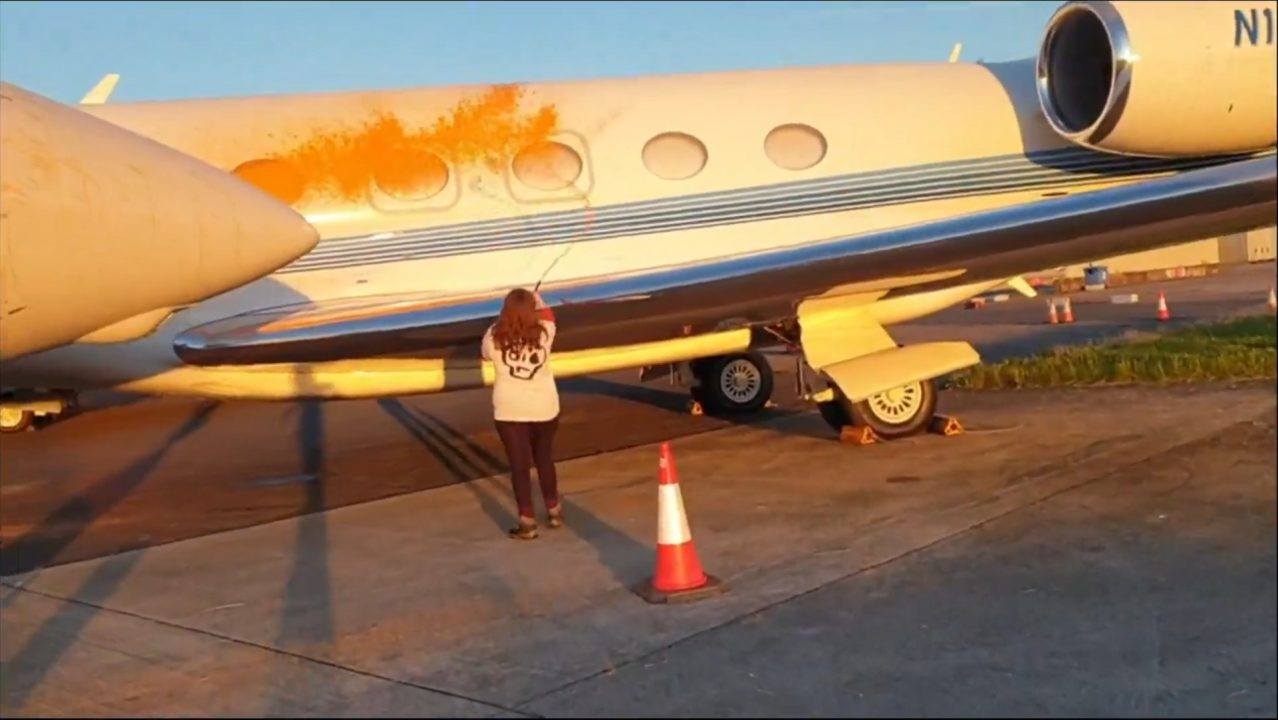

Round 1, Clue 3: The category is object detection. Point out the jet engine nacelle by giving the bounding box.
[1037,0,1277,157]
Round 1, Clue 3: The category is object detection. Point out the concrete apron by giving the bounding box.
[2,385,1274,716]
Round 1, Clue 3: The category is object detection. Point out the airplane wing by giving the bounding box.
[174,154,1275,367]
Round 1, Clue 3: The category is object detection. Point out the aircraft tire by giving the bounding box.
[692,352,774,414]
[818,378,937,439]
[0,407,34,433]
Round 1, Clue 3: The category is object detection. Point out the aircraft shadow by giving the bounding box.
[264,376,341,714]
[1,402,217,712]
[561,375,832,440]
[980,58,1081,168]
[275,399,335,652]
[559,375,693,413]
[0,552,146,711]
[0,402,218,576]
[376,398,515,531]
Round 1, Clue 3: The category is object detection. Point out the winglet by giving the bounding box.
[1007,275,1037,298]
[80,73,120,105]
[948,43,963,63]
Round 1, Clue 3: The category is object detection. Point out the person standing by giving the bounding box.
[481,288,562,539]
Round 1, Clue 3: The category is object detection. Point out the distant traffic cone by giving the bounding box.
[1046,300,1059,325]
[1268,286,1276,313]
[1061,297,1075,324]
[1156,290,1171,322]
[636,443,724,603]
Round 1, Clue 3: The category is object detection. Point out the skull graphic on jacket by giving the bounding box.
[502,344,547,380]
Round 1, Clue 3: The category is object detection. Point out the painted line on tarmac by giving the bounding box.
[0,580,538,718]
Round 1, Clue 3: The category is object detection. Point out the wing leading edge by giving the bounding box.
[175,156,1276,366]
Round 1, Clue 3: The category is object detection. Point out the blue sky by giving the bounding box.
[0,1,1056,103]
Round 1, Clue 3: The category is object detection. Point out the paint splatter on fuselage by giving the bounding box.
[234,84,559,206]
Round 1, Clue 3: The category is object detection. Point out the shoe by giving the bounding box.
[546,504,563,529]
[508,519,538,540]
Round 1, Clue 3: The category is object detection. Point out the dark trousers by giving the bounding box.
[495,417,560,519]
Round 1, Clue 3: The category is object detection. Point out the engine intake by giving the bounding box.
[1036,1,1277,157]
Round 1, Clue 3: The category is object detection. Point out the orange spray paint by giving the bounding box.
[235,84,559,205]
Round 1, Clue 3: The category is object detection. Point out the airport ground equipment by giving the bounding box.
[635,442,725,604]
[840,425,882,446]
[928,414,966,437]
[1084,266,1109,291]
[838,411,965,446]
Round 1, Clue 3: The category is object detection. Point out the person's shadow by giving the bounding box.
[376,398,515,531]
[557,497,652,590]
[377,396,655,590]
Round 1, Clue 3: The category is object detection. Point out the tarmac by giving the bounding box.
[1,262,1275,716]
[2,262,1273,575]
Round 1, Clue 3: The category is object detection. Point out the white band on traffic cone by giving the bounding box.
[657,484,693,546]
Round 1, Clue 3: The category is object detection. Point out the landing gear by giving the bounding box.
[690,352,774,414]
[0,406,34,433]
[0,390,76,433]
[816,378,938,439]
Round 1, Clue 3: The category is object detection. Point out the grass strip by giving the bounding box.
[952,315,1277,389]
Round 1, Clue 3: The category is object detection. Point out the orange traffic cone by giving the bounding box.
[1268,286,1276,313]
[1156,291,1171,322]
[1061,297,1075,324]
[1046,300,1059,325]
[636,443,724,604]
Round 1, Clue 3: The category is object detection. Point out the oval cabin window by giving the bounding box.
[642,132,708,180]
[372,150,450,200]
[232,158,306,205]
[513,141,583,191]
[764,124,827,170]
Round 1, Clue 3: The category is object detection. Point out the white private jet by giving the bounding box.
[1,1,1274,436]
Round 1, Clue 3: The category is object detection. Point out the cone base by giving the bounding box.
[634,574,725,604]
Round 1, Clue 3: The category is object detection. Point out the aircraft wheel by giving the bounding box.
[817,378,937,439]
[692,352,774,414]
[0,406,34,433]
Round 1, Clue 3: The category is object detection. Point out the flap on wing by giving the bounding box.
[824,342,980,402]
[796,303,895,370]
[1006,276,1038,298]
